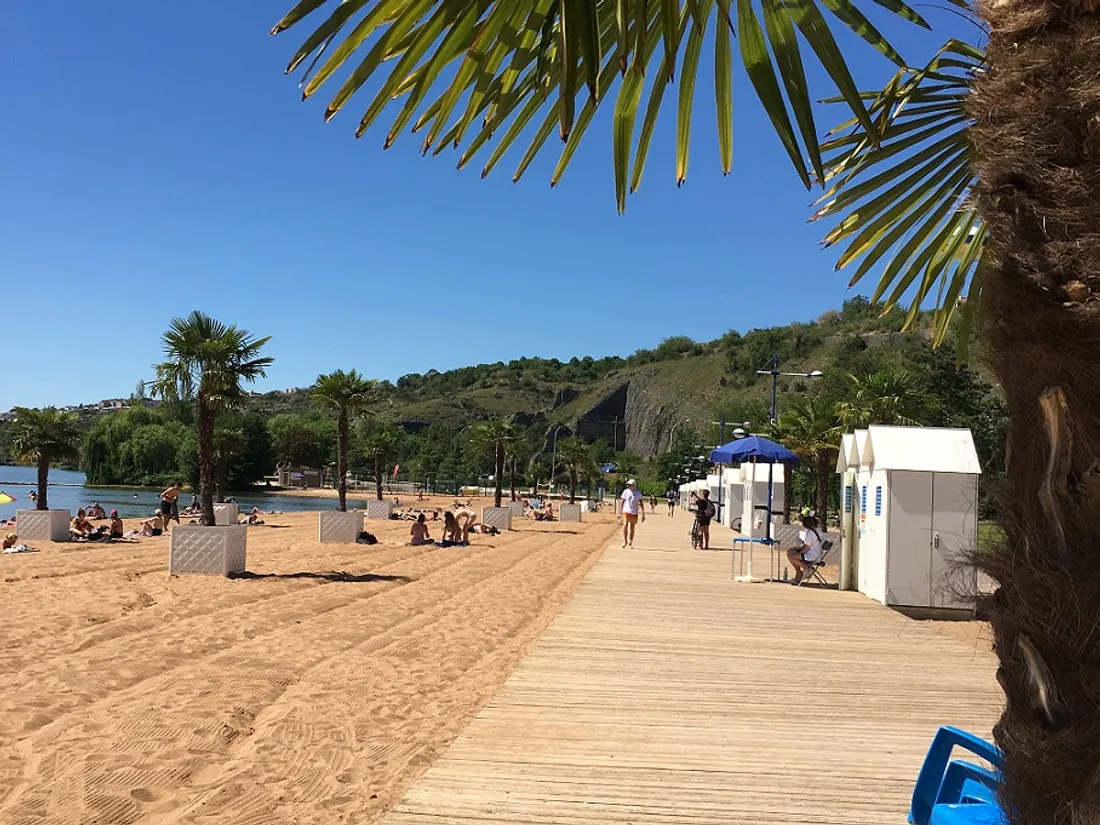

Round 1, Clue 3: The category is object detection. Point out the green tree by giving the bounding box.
[152,312,272,526]
[361,424,401,501]
[10,408,80,511]
[472,419,517,508]
[555,438,596,504]
[311,370,377,511]
[836,370,936,429]
[774,399,843,522]
[212,426,248,502]
[505,437,530,502]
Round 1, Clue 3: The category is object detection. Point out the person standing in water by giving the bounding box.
[617,479,645,548]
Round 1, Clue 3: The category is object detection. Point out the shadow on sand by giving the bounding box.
[228,570,412,584]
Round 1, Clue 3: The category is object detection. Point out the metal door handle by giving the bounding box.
[933,532,940,548]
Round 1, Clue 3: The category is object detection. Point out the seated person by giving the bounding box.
[109,510,124,539]
[240,507,265,525]
[786,515,825,585]
[139,514,165,537]
[534,502,554,521]
[410,513,433,546]
[71,509,95,539]
[87,502,107,520]
[3,532,17,550]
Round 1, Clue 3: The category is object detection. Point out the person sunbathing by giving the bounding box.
[3,533,17,551]
[109,510,124,539]
[138,514,165,537]
[410,513,434,546]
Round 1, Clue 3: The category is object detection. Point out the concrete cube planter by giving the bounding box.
[481,507,513,532]
[365,500,394,520]
[559,503,583,522]
[319,510,363,544]
[169,525,247,576]
[15,509,71,542]
[213,503,239,526]
[506,500,526,518]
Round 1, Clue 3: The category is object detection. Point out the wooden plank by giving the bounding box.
[379,515,1002,825]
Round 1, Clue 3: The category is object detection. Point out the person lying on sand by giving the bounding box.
[3,533,17,551]
[242,507,265,525]
[410,513,434,546]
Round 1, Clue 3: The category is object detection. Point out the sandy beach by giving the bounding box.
[0,509,617,825]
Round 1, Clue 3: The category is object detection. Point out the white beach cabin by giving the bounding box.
[739,463,786,539]
[848,425,981,610]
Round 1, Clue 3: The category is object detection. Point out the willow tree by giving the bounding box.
[271,0,1100,818]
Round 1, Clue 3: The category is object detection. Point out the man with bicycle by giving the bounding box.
[692,489,716,550]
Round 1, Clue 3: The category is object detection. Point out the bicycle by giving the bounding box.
[690,519,704,550]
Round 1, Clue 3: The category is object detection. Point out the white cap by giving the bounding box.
[627,478,637,485]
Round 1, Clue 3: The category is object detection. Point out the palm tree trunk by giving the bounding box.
[197,401,216,526]
[815,455,831,526]
[970,15,1100,821]
[494,443,504,508]
[337,411,349,512]
[37,457,48,511]
[509,459,517,501]
[374,454,383,501]
[569,469,577,504]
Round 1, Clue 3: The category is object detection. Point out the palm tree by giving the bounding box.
[362,425,400,501]
[152,312,272,526]
[505,438,530,502]
[10,408,80,511]
[472,419,517,508]
[775,400,843,522]
[837,370,936,430]
[312,370,377,511]
[272,1,1098,817]
[555,438,595,504]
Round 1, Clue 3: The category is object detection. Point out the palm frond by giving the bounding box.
[273,0,930,211]
[812,39,984,349]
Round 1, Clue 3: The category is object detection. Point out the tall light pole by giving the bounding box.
[549,425,567,495]
[756,353,824,422]
[667,417,692,453]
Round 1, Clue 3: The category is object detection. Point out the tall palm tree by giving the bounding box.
[555,438,595,504]
[775,399,843,522]
[837,370,936,430]
[312,370,377,511]
[272,1,1100,817]
[10,408,80,511]
[152,312,272,526]
[472,419,517,508]
[362,425,400,501]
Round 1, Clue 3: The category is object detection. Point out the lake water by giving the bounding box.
[0,466,364,519]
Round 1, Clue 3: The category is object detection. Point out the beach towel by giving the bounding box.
[3,544,37,554]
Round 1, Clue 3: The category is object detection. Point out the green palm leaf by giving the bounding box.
[273,0,929,212]
[812,39,983,348]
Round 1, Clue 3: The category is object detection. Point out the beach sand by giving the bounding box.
[0,509,617,825]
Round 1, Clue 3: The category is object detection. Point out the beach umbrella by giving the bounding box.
[709,436,800,548]
[0,492,15,505]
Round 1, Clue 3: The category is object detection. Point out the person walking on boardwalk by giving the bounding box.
[618,479,645,548]
[666,489,677,516]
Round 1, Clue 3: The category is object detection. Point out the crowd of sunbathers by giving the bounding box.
[408,507,502,547]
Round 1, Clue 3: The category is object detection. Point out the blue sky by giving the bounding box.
[1,1,970,409]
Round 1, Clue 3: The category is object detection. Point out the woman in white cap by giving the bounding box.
[617,479,645,548]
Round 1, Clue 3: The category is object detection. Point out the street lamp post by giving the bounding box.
[549,425,567,496]
[756,353,824,422]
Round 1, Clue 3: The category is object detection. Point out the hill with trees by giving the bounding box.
[0,298,1007,517]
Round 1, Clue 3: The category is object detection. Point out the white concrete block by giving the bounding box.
[365,500,394,520]
[558,503,583,522]
[15,509,71,542]
[481,507,513,531]
[319,510,363,544]
[213,503,239,526]
[506,500,526,518]
[169,525,247,575]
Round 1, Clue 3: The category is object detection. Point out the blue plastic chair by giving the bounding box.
[936,760,999,807]
[909,727,1003,825]
[929,802,1006,825]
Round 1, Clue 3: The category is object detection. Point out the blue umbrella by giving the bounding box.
[709,436,799,550]
[709,436,800,467]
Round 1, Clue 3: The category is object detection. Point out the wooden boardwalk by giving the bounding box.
[380,513,1002,825]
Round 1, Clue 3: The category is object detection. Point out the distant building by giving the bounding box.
[278,467,323,488]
